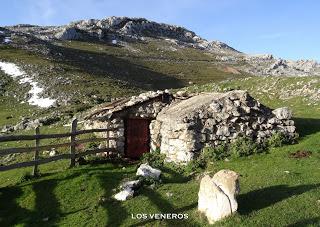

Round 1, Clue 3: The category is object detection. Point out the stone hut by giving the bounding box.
[85,90,296,163]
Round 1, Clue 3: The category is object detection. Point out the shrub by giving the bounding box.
[229,136,263,158]
[136,175,161,187]
[202,143,229,161]
[267,131,288,148]
[140,148,166,169]
[185,156,207,172]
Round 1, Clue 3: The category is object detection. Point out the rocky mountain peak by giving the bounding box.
[1,16,319,77]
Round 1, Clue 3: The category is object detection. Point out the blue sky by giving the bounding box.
[1,0,319,61]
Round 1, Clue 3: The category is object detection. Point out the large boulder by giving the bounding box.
[198,170,240,224]
[136,163,161,180]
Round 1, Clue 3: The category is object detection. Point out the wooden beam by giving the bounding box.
[0,137,115,156]
[0,128,119,142]
[70,119,77,167]
[0,142,72,156]
[32,127,40,176]
[0,154,71,171]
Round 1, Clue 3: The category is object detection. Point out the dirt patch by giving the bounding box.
[221,66,241,75]
[289,150,312,159]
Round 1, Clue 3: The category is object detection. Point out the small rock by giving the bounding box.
[272,107,292,120]
[176,90,188,97]
[49,149,56,157]
[99,196,107,203]
[120,180,141,190]
[166,192,173,197]
[114,188,134,201]
[136,163,161,180]
[42,217,49,222]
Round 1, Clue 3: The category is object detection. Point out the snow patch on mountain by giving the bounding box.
[0,62,56,107]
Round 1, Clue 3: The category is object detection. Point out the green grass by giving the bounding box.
[1,43,320,226]
[0,116,319,226]
[185,76,320,118]
[0,38,245,124]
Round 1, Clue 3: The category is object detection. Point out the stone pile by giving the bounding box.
[154,90,297,163]
[114,164,161,201]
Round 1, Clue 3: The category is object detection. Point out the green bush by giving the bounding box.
[185,156,207,172]
[267,131,298,147]
[136,175,161,187]
[140,148,166,169]
[267,131,288,148]
[202,144,229,161]
[229,136,263,158]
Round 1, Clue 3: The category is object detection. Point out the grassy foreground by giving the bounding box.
[0,118,319,226]
[0,76,319,226]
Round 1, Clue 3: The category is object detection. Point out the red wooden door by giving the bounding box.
[126,119,150,158]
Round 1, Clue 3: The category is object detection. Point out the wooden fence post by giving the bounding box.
[70,119,78,167]
[32,126,40,176]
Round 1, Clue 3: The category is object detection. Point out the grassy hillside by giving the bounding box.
[0,76,319,226]
[0,38,244,102]
[184,76,320,118]
[0,38,246,127]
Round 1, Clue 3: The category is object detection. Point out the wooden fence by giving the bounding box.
[0,119,118,175]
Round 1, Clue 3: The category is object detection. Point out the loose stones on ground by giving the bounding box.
[113,164,162,201]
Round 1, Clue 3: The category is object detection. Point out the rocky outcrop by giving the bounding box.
[55,27,80,40]
[198,170,240,224]
[1,115,61,134]
[243,55,320,77]
[3,17,320,77]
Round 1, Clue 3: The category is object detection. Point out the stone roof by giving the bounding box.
[85,90,171,120]
[157,90,252,123]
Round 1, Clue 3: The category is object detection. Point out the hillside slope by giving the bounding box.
[0,16,319,128]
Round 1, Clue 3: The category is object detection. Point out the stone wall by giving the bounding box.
[153,90,296,163]
[84,97,169,155]
[85,90,296,164]
[84,118,125,155]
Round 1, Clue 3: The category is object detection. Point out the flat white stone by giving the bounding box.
[120,180,141,190]
[114,188,134,201]
[136,163,161,180]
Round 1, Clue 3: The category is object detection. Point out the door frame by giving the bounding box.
[124,118,151,158]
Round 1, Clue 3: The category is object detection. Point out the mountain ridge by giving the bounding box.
[1,16,319,77]
[0,16,319,119]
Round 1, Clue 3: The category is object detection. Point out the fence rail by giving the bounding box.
[0,119,118,174]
